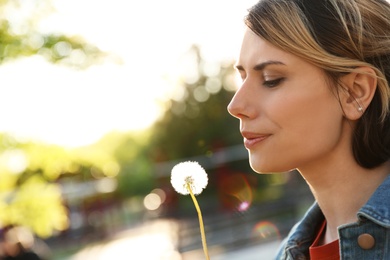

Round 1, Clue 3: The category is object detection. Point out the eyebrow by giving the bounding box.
[234,60,286,71]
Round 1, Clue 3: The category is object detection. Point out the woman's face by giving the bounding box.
[228,29,346,173]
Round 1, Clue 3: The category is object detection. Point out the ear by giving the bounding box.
[339,67,377,120]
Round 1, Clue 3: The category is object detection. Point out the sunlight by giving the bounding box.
[71,219,180,260]
[0,0,258,147]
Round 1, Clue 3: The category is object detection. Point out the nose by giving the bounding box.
[227,84,253,119]
[227,92,242,119]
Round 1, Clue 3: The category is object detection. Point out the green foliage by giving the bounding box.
[0,176,68,238]
[149,45,242,162]
[0,0,105,237]
[0,133,127,237]
[117,156,155,197]
[0,136,85,237]
[0,0,104,68]
[0,41,247,238]
[0,0,249,236]
[94,131,156,197]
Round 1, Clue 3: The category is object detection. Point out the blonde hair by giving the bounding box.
[245,0,390,168]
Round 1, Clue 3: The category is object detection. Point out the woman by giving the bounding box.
[227,0,390,259]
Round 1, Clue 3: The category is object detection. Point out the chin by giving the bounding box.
[249,156,293,174]
[249,160,276,174]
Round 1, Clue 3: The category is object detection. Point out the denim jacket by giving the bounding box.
[275,175,390,260]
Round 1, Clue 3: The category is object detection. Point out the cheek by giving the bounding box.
[258,91,343,171]
[284,103,343,150]
[282,98,339,132]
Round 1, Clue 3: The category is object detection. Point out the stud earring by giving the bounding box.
[346,89,364,114]
[355,98,364,113]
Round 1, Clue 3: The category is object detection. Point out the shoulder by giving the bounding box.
[274,202,324,260]
[358,174,390,228]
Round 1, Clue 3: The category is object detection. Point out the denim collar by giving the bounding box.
[282,174,390,259]
[282,203,324,259]
[358,174,390,228]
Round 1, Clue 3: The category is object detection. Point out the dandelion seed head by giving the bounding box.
[171,161,208,195]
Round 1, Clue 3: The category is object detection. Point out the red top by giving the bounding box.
[309,220,340,260]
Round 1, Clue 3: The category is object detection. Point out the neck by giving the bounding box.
[298,159,390,244]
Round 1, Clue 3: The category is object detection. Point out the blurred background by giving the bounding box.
[0,0,314,259]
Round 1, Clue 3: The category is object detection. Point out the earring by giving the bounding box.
[346,89,364,113]
[355,98,364,113]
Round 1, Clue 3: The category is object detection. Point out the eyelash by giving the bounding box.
[263,78,285,88]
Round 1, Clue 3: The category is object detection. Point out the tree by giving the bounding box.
[149,45,242,162]
[0,134,72,237]
[0,0,105,68]
[0,0,105,238]
[92,130,156,198]
[147,45,260,213]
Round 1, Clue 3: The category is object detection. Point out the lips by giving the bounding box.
[241,131,270,149]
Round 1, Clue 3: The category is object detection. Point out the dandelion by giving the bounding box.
[171,161,210,260]
[171,161,208,195]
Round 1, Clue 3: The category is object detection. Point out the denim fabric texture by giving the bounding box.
[275,175,390,260]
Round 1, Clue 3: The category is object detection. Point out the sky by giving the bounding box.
[0,0,257,148]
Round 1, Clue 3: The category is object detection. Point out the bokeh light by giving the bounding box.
[219,173,253,212]
[143,189,167,211]
[95,178,118,194]
[0,149,28,174]
[252,221,280,241]
[144,193,161,211]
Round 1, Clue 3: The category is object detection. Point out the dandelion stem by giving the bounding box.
[186,183,210,260]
